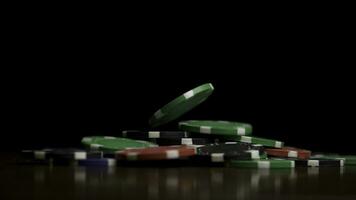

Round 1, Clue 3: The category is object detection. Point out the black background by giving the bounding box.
[2,12,355,154]
[4,63,355,154]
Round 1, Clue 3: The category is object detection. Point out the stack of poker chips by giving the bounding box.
[19,83,354,168]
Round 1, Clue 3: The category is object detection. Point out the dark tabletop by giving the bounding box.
[1,153,356,200]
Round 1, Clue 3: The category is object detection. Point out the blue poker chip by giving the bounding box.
[77,158,116,167]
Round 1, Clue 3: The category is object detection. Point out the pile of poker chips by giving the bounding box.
[19,83,356,168]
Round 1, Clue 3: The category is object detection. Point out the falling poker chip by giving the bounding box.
[149,83,214,127]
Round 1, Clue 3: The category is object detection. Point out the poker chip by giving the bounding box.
[116,145,196,161]
[21,148,103,160]
[230,159,295,169]
[179,120,252,136]
[149,83,214,127]
[265,146,311,159]
[81,136,157,151]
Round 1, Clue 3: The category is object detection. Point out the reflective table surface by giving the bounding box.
[1,153,356,200]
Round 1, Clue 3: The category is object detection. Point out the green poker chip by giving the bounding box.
[230,159,295,169]
[179,120,252,136]
[81,136,158,151]
[149,83,214,127]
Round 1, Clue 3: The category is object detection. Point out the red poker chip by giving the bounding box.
[116,145,196,160]
[265,146,311,160]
